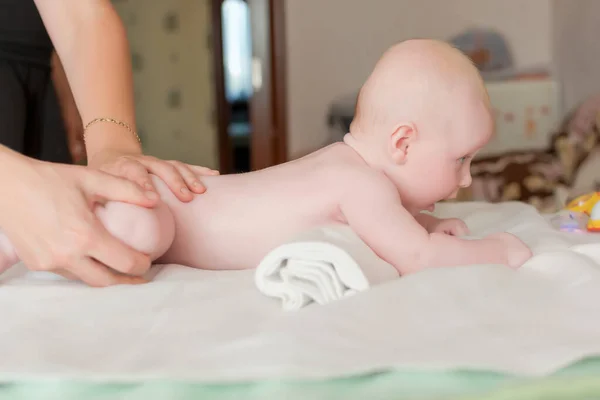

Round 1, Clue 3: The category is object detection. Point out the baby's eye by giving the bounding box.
[458,156,468,164]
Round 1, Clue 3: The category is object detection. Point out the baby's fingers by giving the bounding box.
[453,222,470,236]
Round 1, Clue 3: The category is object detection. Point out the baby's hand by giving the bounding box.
[430,218,470,236]
[485,232,533,269]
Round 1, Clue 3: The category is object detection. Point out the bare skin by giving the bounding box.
[36,0,219,198]
[0,39,532,279]
[0,0,217,287]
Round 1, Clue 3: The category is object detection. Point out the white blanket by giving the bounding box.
[254,224,399,310]
[2,201,600,383]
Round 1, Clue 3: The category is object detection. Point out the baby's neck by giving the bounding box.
[343,132,402,193]
[342,132,383,170]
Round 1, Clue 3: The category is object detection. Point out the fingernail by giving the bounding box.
[192,180,202,187]
[181,187,191,195]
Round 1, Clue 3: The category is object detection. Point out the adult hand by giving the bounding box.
[0,158,160,287]
[88,150,220,202]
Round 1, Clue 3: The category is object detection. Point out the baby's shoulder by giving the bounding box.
[328,160,398,199]
[297,143,398,196]
[314,145,375,180]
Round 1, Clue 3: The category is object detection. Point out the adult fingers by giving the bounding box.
[99,156,156,193]
[188,165,220,176]
[65,257,148,288]
[120,160,157,192]
[169,160,206,194]
[78,168,158,208]
[136,157,193,202]
[54,269,78,281]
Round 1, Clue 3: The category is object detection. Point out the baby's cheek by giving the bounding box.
[447,189,459,200]
[442,170,462,192]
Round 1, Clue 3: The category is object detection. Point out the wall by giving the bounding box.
[552,0,600,114]
[285,0,553,158]
[113,0,218,168]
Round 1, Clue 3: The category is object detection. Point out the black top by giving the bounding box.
[0,0,53,67]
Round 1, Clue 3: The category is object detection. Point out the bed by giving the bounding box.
[2,201,600,399]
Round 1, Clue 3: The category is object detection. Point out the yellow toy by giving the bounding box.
[566,192,600,232]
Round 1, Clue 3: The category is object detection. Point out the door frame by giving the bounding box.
[210,0,288,173]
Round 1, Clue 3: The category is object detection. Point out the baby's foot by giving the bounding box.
[0,233,18,274]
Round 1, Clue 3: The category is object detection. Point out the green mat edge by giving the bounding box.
[1,357,600,400]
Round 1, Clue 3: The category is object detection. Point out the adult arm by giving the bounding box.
[35,0,139,158]
[34,0,218,200]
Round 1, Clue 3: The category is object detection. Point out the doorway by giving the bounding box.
[211,0,288,174]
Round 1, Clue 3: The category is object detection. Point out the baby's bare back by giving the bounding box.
[156,144,356,270]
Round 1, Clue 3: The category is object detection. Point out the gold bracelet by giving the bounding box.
[83,117,141,144]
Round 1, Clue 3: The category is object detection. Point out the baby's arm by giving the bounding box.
[340,175,530,275]
[415,213,469,236]
[414,213,440,231]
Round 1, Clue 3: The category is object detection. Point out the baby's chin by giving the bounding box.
[417,204,436,213]
[406,203,435,215]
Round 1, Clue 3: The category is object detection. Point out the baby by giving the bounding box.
[0,39,532,280]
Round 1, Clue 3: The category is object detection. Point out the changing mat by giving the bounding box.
[2,201,600,383]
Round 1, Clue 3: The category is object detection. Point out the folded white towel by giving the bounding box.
[254,224,400,310]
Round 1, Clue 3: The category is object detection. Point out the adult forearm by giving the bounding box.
[35,0,141,159]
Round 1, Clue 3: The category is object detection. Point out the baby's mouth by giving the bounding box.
[425,204,435,212]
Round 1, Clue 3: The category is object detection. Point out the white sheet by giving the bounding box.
[2,201,600,383]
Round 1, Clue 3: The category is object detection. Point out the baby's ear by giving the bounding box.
[389,123,417,164]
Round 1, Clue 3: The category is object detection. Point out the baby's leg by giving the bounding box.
[0,200,176,275]
[95,200,176,261]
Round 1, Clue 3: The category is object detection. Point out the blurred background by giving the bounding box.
[43,0,600,211]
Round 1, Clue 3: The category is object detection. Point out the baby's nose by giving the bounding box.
[459,172,473,188]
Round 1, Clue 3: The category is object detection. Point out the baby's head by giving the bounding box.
[345,39,493,214]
